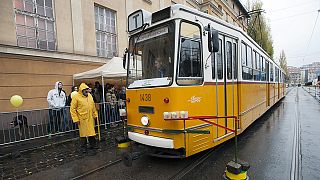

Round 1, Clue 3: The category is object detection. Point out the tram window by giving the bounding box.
[261,56,264,71]
[270,64,274,82]
[253,69,260,81]
[276,68,279,82]
[253,50,257,69]
[226,41,232,80]
[242,66,252,80]
[178,22,202,85]
[217,39,223,79]
[247,46,252,68]
[261,57,265,81]
[266,61,269,82]
[233,43,237,79]
[258,54,261,71]
[241,43,246,66]
[211,53,215,79]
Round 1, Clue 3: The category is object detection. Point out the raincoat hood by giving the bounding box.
[47,81,66,109]
[79,83,89,92]
[55,81,62,90]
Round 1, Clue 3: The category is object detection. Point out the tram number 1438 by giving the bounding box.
[140,94,151,101]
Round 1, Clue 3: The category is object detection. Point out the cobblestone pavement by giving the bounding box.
[0,125,124,179]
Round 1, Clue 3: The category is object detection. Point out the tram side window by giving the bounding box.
[253,51,257,70]
[211,52,215,79]
[247,46,252,69]
[241,43,246,66]
[275,67,277,82]
[261,56,266,81]
[253,50,260,81]
[217,39,223,79]
[270,64,274,82]
[226,41,232,80]
[241,43,253,80]
[266,61,269,81]
[178,22,202,85]
[233,43,238,79]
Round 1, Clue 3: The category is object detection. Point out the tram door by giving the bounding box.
[266,61,270,106]
[225,37,238,134]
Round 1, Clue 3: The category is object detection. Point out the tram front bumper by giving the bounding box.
[128,132,174,149]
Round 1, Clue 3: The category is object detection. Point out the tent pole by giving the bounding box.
[101,76,107,129]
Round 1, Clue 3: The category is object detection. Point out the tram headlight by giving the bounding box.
[163,112,171,119]
[180,111,188,118]
[141,116,150,126]
[163,111,188,119]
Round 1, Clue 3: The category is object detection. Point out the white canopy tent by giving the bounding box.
[73,57,128,107]
[73,57,126,80]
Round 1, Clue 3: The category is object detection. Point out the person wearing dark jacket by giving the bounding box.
[67,86,78,106]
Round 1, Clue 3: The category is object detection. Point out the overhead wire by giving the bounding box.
[302,9,320,62]
[269,11,315,22]
[267,1,316,13]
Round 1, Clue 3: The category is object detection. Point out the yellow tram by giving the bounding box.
[122,5,285,158]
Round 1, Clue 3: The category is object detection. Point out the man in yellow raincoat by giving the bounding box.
[70,83,98,154]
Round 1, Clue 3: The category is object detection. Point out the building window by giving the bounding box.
[14,0,56,51]
[95,5,117,58]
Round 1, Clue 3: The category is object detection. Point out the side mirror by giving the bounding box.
[208,28,219,52]
[123,48,128,69]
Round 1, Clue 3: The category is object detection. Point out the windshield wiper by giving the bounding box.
[132,23,149,67]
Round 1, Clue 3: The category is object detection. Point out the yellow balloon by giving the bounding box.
[10,95,23,108]
[71,91,78,98]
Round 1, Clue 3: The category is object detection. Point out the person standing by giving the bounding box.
[70,83,98,155]
[47,81,66,134]
[66,86,78,106]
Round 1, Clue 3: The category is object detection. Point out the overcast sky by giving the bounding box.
[250,0,320,67]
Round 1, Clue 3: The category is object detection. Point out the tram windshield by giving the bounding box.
[127,21,175,88]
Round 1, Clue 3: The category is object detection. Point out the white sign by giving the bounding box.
[136,27,169,43]
[128,10,143,32]
[128,78,171,88]
[188,96,202,103]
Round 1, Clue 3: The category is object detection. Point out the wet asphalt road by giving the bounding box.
[21,87,320,180]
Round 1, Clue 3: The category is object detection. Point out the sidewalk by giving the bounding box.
[298,88,320,179]
[0,126,124,179]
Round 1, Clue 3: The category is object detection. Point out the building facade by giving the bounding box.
[288,66,301,85]
[0,0,248,112]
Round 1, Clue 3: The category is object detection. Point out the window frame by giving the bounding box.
[95,4,118,58]
[241,42,253,81]
[226,40,233,80]
[176,20,203,86]
[14,0,56,51]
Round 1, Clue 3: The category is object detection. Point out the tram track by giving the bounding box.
[290,88,302,180]
[169,144,226,180]
[70,158,122,180]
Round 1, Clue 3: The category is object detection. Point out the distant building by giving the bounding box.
[302,62,320,83]
[300,69,308,84]
[288,66,301,85]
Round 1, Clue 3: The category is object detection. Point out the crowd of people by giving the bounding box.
[46,81,126,155]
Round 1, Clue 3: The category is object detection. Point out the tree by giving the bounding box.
[247,0,274,58]
[279,50,289,81]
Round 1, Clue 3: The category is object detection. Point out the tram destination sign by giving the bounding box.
[136,26,168,43]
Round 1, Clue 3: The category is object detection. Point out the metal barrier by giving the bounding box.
[303,86,320,102]
[0,101,126,146]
